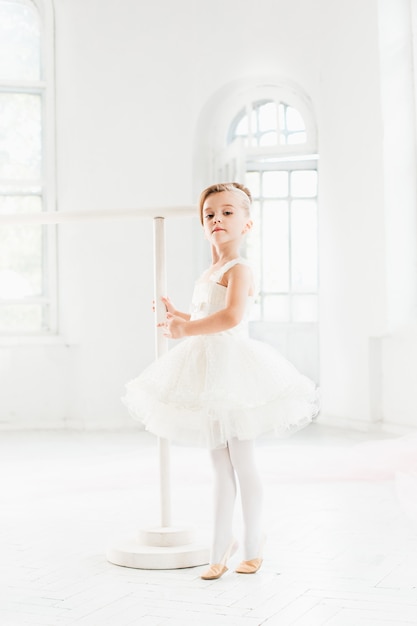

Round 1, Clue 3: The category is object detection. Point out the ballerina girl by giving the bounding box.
[123,182,318,579]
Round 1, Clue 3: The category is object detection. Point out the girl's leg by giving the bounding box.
[228,438,264,560]
[209,445,237,563]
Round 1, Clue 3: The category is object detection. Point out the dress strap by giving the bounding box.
[210,258,249,283]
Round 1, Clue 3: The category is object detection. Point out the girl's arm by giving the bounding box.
[165,264,252,339]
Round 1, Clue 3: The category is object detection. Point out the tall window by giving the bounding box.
[0,0,56,335]
[213,89,319,380]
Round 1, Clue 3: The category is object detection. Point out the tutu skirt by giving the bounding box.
[123,332,319,449]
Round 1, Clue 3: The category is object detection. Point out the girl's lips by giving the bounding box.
[212,228,225,233]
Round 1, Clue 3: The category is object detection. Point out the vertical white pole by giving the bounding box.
[153,217,171,528]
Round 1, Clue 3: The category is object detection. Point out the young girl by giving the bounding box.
[123,182,319,580]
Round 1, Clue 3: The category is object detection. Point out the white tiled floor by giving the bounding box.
[1,422,417,625]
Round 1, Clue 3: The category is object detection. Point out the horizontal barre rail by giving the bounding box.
[0,206,197,225]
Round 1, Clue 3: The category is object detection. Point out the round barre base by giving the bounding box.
[107,526,210,570]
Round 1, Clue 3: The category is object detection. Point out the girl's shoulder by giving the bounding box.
[209,257,252,283]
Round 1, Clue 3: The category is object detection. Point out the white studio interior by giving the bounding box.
[1,1,417,625]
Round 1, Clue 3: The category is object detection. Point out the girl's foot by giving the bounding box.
[235,557,263,574]
[200,540,239,580]
[235,533,266,574]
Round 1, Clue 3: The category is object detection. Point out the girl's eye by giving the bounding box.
[204,214,214,220]
[224,211,233,216]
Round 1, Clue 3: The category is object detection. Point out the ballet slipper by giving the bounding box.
[200,540,238,580]
[235,533,266,574]
[235,557,263,574]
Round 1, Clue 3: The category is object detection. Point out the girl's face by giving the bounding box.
[202,191,252,246]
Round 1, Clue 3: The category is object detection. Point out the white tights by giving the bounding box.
[209,438,263,563]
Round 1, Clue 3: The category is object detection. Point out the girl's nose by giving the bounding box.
[214,214,222,223]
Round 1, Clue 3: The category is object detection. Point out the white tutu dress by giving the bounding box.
[123,258,319,449]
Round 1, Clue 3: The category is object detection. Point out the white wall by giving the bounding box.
[318,0,387,425]
[378,0,417,429]
[1,0,416,431]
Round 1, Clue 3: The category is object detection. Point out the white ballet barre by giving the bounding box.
[0,205,196,225]
[1,206,209,570]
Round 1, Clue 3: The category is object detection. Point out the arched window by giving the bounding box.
[0,0,56,336]
[228,100,307,147]
[212,85,319,381]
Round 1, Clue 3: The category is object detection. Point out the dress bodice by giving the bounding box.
[189,258,253,336]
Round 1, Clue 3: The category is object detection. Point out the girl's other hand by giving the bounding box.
[162,312,186,339]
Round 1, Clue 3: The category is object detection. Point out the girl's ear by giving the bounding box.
[243,220,253,234]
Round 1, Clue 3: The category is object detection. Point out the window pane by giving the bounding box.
[0,224,43,297]
[287,132,307,145]
[262,171,288,197]
[292,295,318,322]
[0,93,42,181]
[291,170,318,197]
[259,131,278,147]
[262,201,289,292]
[0,194,42,213]
[291,200,318,292]
[0,0,40,81]
[263,295,290,322]
[0,303,43,332]
[286,106,305,132]
[245,200,261,287]
[245,171,260,198]
[279,103,306,145]
[257,101,276,132]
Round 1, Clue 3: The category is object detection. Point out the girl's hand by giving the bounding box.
[155,296,191,329]
[162,312,187,339]
[153,296,176,314]
[161,296,176,315]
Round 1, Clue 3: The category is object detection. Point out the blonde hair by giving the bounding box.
[198,182,252,225]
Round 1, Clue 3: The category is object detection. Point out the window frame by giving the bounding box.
[208,82,320,381]
[244,157,319,326]
[0,0,57,339]
[212,86,318,325]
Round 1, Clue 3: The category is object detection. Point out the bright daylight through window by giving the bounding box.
[0,0,55,335]
[228,99,318,326]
